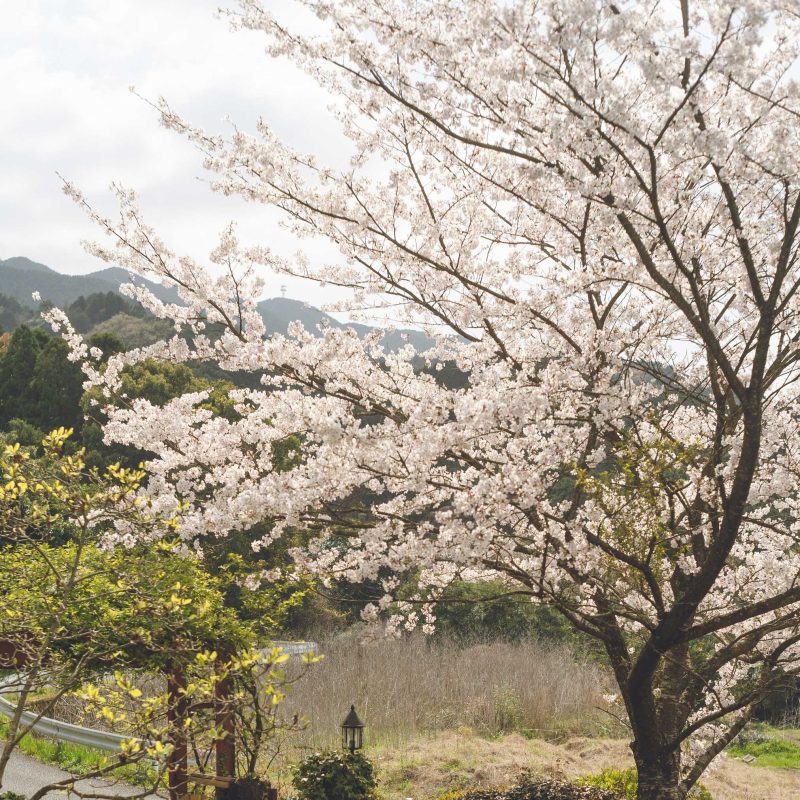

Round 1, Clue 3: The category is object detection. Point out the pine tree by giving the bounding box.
[29,337,84,431]
[0,325,43,427]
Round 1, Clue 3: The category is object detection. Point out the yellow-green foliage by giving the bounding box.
[78,647,295,764]
[0,428,296,666]
[0,427,251,671]
[579,768,713,800]
[578,768,638,798]
[0,425,162,531]
[0,540,252,669]
[0,429,321,791]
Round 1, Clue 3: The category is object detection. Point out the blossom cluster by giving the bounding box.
[61,0,800,787]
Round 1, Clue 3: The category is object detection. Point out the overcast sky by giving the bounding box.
[1,0,350,303]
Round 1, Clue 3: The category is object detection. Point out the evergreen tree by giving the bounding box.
[87,331,125,362]
[29,337,84,431]
[0,294,32,333]
[0,325,44,427]
[80,360,210,468]
[66,292,141,333]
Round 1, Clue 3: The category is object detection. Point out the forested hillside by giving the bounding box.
[0,256,181,307]
[0,257,444,466]
[1,256,436,348]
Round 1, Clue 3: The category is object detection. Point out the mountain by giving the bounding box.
[0,257,181,308]
[1,257,437,351]
[1,256,52,274]
[257,297,436,351]
[257,297,339,337]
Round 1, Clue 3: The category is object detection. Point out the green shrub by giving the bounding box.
[434,778,619,799]
[579,768,712,800]
[0,792,27,800]
[504,782,619,800]
[578,768,637,798]
[292,750,377,800]
[431,580,579,644]
[491,684,524,732]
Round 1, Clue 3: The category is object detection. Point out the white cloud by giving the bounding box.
[0,0,349,306]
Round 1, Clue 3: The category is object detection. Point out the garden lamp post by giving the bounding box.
[341,704,364,752]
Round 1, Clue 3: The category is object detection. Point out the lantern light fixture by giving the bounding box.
[341,704,364,752]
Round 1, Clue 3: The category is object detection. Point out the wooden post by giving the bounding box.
[0,636,38,668]
[214,658,236,800]
[167,666,189,800]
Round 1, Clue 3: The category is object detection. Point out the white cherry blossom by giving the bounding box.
[62,3,800,798]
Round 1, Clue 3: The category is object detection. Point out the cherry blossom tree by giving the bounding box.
[60,1,800,797]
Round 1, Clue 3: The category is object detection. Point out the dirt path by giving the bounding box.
[2,750,163,798]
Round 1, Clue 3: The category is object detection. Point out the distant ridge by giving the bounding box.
[256,297,435,351]
[0,257,436,352]
[0,257,181,308]
[1,256,54,274]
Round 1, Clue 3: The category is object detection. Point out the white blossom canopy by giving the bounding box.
[56,1,800,793]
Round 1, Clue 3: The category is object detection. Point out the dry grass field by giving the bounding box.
[284,635,614,750]
[40,635,800,798]
[274,636,800,799]
[367,731,800,800]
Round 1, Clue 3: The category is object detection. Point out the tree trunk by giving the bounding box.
[214,664,236,800]
[636,752,684,800]
[167,666,189,800]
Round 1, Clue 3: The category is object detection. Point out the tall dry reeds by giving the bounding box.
[44,635,613,768]
[283,635,612,750]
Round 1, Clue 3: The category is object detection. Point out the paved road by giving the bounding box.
[3,750,163,798]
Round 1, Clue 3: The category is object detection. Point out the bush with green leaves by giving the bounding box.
[437,779,619,800]
[292,750,377,800]
[579,768,712,800]
[430,580,577,644]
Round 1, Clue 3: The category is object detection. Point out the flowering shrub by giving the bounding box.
[292,750,377,800]
[63,1,800,795]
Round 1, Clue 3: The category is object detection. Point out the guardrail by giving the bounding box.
[267,641,318,658]
[0,641,318,753]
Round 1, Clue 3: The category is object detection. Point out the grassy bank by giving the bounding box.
[9,637,800,799]
[0,717,156,788]
[726,723,800,769]
[362,729,800,800]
